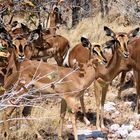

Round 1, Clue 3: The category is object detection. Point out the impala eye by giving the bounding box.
[12,44,17,49]
[92,50,98,55]
[24,44,28,48]
[127,40,130,44]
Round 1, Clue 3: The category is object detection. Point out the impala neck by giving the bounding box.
[79,59,97,88]
[47,12,56,28]
[96,44,122,81]
[4,50,21,89]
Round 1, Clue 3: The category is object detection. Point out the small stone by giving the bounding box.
[124,101,133,107]
[96,138,104,140]
[114,111,120,115]
[85,92,89,96]
[127,130,140,140]
[121,124,134,132]
[78,130,105,139]
[110,124,120,132]
[116,127,128,138]
[66,121,72,129]
[104,102,116,112]
[66,124,72,129]
[108,133,116,138]
[133,114,140,120]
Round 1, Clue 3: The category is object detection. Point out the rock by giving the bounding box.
[85,92,89,96]
[111,112,120,119]
[96,138,104,140]
[110,124,120,132]
[133,114,140,120]
[66,121,72,129]
[104,102,116,112]
[124,101,133,107]
[114,111,120,115]
[78,130,106,140]
[127,130,140,140]
[128,114,140,126]
[108,133,116,139]
[116,127,128,138]
[121,124,134,132]
[66,124,72,129]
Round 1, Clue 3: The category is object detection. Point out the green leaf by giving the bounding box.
[47,71,58,80]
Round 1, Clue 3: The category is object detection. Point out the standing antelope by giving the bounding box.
[92,26,140,129]
[46,6,62,35]
[6,23,70,66]
[2,38,107,140]
[63,36,107,68]
[62,36,108,125]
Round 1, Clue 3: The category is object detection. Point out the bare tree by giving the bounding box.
[100,0,109,18]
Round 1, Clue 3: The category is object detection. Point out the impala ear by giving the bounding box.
[92,45,99,55]
[104,40,116,49]
[11,21,18,28]
[129,27,139,38]
[21,23,30,33]
[27,32,39,43]
[37,24,42,31]
[53,7,59,13]
[1,68,7,75]
[81,37,90,48]
[79,63,84,69]
[0,33,10,40]
[104,26,116,39]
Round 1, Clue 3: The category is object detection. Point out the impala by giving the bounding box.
[63,36,107,68]
[10,24,70,66]
[92,26,139,129]
[2,39,107,140]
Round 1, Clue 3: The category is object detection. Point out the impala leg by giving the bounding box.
[100,84,109,128]
[3,110,9,140]
[26,119,44,140]
[2,107,16,139]
[94,80,102,130]
[117,71,127,99]
[80,94,90,125]
[54,54,63,66]
[22,105,43,139]
[69,111,78,140]
[58,99,67,139]
[133,70,140,113]
[66,97,78,140]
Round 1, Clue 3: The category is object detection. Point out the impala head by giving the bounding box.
[12,37,32,62]
[11,22,30,37]
[104,26,139,58]
[52,6,62,25]
[81,36,92,49]
[27,26,41,43]
[92,44,107,65]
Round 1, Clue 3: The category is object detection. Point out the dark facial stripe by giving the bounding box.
[123,42,127,51]
[19,44,23,53]
[100,51,107,60]
[119,34,124,37]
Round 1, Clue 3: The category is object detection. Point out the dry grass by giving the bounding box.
[58,14,139,47]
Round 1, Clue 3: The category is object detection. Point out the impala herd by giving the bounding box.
[0,9,140,140]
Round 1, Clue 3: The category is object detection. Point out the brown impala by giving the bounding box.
[2,38,107,140]
[92,26,139,129]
